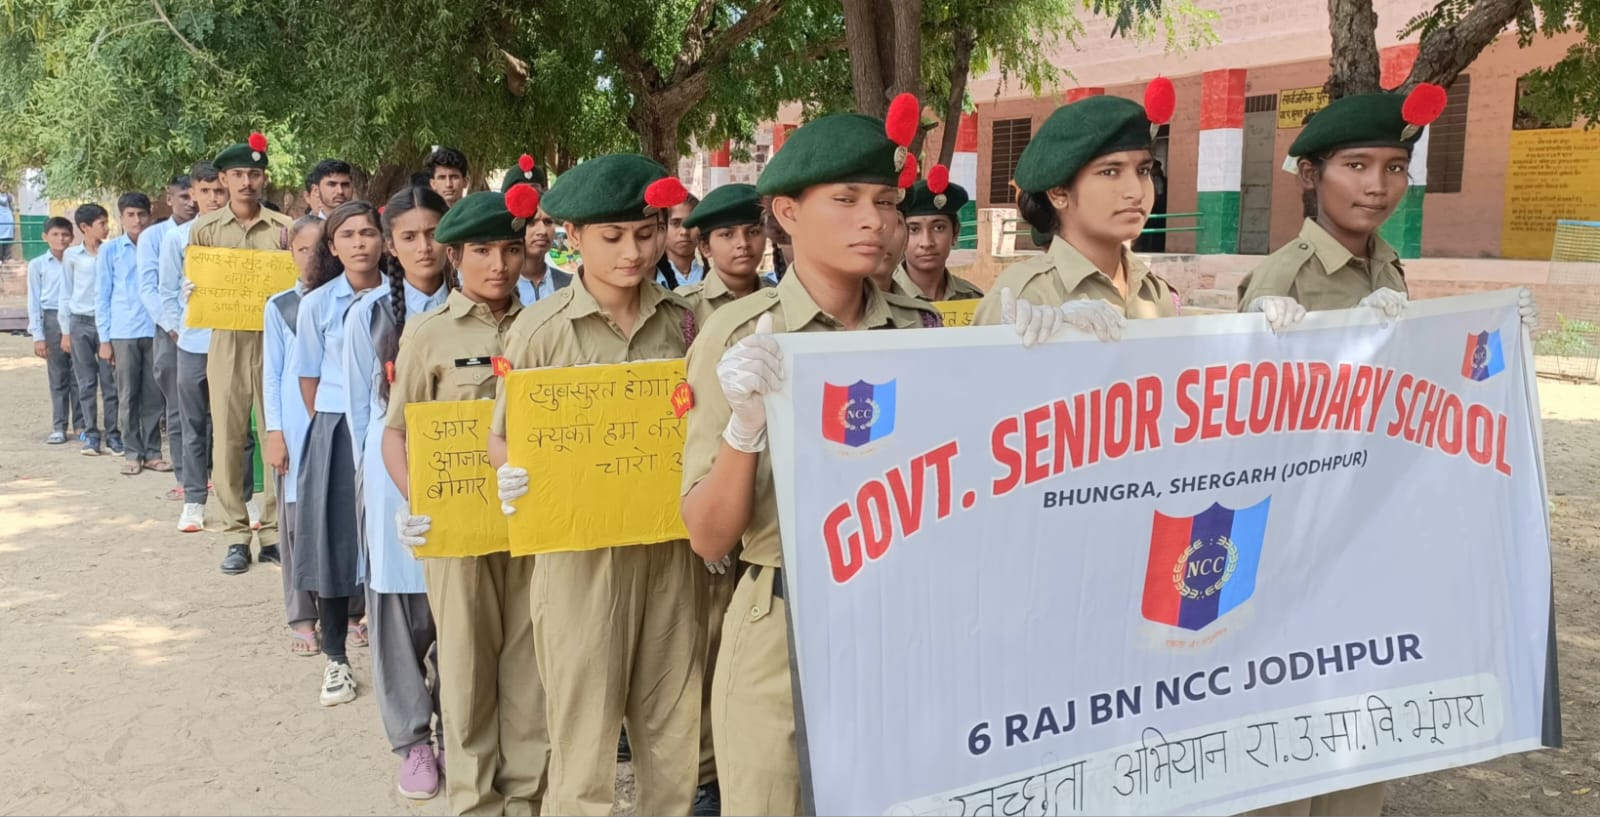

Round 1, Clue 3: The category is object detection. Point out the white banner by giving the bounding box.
[766,290,1558,816]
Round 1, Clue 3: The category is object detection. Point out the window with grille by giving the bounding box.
[989,118,1032,204]
[1426,75,1470,194]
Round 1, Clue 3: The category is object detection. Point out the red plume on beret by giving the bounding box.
[247,132,268,152]
[1402,83,1447,127]
[644,177,689,210]
[927,164,950,195]
[885,93,919,147]
[1143,77,1175,126]
[518,153,536,172]
[505,183,541,219]
[898,153,920,190]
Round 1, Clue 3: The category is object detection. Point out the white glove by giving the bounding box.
[396,508,431,549]
[718,313,783,454]
[1358,288,1408,322]
[497,463,529,516]
[1517,287,1538,330]
[1058,299,1126,342]
[705,555,732,575]
[1247,296,1307,333]
[181,276,196,299]
[999,287,1064,347]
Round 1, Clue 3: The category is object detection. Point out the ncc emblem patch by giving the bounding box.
[821,380,896,447]
[1461,330,1505,382]
[1142,499,1270,631]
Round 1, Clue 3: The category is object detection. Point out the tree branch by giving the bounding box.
[674,0,721,76]
[1326,0,1381,97]
[698,0,789,73]
[148,0,232,78]
[1404,0,1531,91]
[89,19,163,57]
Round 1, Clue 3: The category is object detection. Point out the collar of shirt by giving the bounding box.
[517,272,556,303]
[672,257,706,286]
[444,288,523,328]
[1046,238,1152,296]
[1299,218,1399,276]
[893,265,958,300]
[566,274,672,328]
[400,278,450,314]
[776,269,897,331]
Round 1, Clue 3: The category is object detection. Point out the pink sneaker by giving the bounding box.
[398,744,439,800]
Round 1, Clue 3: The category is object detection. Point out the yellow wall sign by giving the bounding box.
[503,359,690,555]
[933,299,979,327]
[185,246,298,331]
[1277,86,1329,129]
[405,399,508,558]
[1501,128,1600,259]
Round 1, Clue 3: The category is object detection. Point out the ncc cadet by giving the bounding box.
[973,80,1181,344]
[384,188,549,815]
[488,155,708,816]
[191,131,293,574]
[678,95,943,816]
[895,167,984,301]
[677,182,773,325]
[1237,84,1537,334]
[501,154,573,304]
[868,205,909,295]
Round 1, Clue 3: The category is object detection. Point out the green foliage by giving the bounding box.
[1534,313,1599,358]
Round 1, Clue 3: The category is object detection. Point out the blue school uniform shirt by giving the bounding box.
[295,274,374,415]
[137,218,178,334]
[59,244,99,329]
[158,221,212,354]
[344,280,449,595]
[263,286,310,505]
[95,233,154,340]
[25,251,67,342]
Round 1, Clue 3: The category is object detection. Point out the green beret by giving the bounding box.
[542,154,673,225]
[434,191,521,244]
[900,180,969,219]
[500,166,548,192]
[1013,96,1152,194]
[1288,93,1419,159]
[213,137,269,171]
[683,184,761,232]
[757,113,900,197]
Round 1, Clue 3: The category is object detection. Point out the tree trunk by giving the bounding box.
[1325,0,1381,98]
[887,0,922,101]
[842,0,888,116]
[1404,0,1529,92]
[366,160,417,205]
[632,101,688,169]
[936,26,976,167]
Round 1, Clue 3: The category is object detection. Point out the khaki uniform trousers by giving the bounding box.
[712,566,803,816]
[206,329,277,546]
[425,553,548,816]
[1248,783,1385,816]
[532,540,707,816]
[699,566,737,784]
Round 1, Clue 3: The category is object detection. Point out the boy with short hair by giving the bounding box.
[141,175,198,496]
[97,192,163,474]
[61,203,119,456]
[27,217,83,443]
[308,159,354,215]
[426,147,470,207]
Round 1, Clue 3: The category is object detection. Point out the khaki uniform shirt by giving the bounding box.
[386,290,524,433]
[680,272,940,568]
[1236,218,1407,311]
[676,270,773,326]
[189,206,293,252]
[491,277,695,436]
[892,266,985,301]
[973,240,1178,325]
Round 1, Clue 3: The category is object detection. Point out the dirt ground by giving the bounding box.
[0,329,1595,816]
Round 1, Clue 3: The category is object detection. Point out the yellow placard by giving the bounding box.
[504,359,689,555]
[1277,86,1329,129]
[185,246,298,331]
[933,299,978,327]
[405,400,509,558]
[1501,128,1600,259]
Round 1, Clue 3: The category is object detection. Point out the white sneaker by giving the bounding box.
[247,499,262,530]
[320,660,357,707]
[177,503,205,533]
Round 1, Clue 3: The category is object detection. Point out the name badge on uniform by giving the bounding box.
[454,357,493,368]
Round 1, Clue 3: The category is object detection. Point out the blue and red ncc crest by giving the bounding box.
[1142,499,1270,631]
[1461,330,1505,382]
[821,379,896,447]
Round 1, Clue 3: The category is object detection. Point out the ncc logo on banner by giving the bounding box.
[1462,330,1506,382]
[1142,499,1270,631]
[821,379,897,447]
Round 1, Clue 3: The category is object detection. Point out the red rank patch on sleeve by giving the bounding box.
[384,361,396,384]
[671,382,694,418]
[491,356,512,377]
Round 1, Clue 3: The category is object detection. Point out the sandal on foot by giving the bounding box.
[120,461,143,476]
[145,459,173,473]
[348,622,369,648]
[289,629,321,657]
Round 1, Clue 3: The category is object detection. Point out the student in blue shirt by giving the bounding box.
[344,186,450,800]
[61,203,119,456]
[656,194,705,287]
[96,192,161,475]
[295,201,385,707]
[27,216,83,443]
[139,175,197,497]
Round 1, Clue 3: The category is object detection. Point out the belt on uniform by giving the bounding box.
[749,564,784,599]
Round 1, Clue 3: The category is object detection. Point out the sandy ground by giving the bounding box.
[0,329,1595,816]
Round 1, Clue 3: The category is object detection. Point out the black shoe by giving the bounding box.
[220,544,252,575]
[693,781,721,817]
[617,731,631,763]
[258,545,281,565]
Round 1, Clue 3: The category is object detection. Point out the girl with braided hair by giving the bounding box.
[340,185,451,799]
